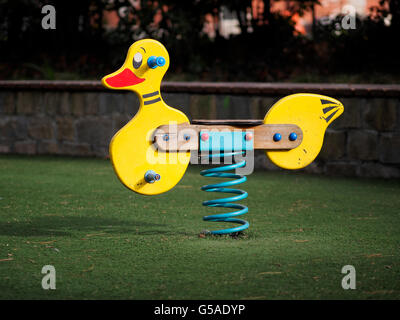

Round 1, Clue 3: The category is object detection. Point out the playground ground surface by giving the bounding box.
[0,155,399,299]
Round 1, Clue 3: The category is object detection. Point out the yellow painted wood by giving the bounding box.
[102,39,190,195]
[263,93,344,170]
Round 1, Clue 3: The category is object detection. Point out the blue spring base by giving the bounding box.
[200,154,250,235]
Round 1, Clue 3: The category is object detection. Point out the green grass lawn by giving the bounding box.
[0,155,399,300]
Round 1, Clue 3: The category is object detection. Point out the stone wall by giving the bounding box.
[0,81,399,178]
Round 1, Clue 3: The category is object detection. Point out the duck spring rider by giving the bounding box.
[102,39,344,235]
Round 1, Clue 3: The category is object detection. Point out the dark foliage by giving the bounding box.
[0,0,398,81]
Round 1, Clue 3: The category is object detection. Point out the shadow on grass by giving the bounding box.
[0,216,191,237]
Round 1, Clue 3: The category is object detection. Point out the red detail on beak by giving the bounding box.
[105,68,145,88]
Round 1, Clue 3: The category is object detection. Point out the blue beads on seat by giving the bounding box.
[289,132,298,141]
[273,133,282,142]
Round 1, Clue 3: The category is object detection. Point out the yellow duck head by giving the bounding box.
[264,93,344,170]
[102,39,169,102]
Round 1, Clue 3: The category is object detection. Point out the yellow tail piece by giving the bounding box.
[264,93,344,170]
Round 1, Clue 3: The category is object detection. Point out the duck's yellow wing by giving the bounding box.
[264,93,344,170]
[110,101,190,195]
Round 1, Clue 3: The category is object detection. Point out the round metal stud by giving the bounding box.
[273,133,282,142]
[201,132,209,141]
[244,133,253,141]
[289,132,298,141]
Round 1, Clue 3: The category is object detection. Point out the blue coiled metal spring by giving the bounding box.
[200,152,249,235]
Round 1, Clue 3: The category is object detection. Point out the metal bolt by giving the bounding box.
[144,170,161,183]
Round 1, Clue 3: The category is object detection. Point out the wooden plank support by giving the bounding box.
[153,121,302,152]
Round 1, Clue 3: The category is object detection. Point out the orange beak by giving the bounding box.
[104,68,145,88]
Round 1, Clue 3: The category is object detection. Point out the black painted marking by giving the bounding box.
[323,106,335,114]
[303,149,307,153]
[320,99,338,105]
[144,97,161,105]
[323,109,338,123]
[142,91,159,98]
[140,47,146,53]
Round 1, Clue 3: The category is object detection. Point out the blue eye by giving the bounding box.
[133,52,142,69]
